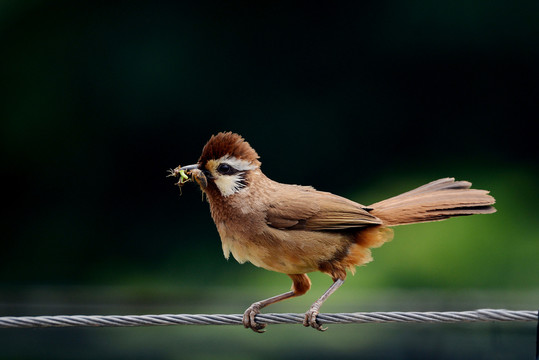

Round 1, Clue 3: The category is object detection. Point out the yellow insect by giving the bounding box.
[168,165,208,197]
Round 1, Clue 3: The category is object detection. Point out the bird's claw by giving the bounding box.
[303,308,327,331]
[243,303,267,333]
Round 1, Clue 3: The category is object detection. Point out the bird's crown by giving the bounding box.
[198,132,261,167]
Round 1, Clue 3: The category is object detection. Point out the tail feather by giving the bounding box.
[369,178,496,226]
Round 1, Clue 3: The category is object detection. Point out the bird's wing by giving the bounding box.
[266,185,382,231]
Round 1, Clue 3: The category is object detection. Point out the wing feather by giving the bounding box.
[266,185,381,230]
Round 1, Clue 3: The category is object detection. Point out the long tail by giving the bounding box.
[369,178,496,226]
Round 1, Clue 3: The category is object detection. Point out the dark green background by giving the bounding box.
[1,1,538,359]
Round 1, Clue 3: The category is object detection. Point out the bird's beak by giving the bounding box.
[178,164,199,171]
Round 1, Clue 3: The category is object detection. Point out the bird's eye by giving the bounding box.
[217,163,235,175]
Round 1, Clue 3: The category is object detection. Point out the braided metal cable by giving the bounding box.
[0,309,536,328]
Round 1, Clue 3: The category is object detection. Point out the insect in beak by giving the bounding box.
[168,164,208,191]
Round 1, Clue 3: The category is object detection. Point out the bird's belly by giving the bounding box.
[221,235,317,274]
[218,227,351,274]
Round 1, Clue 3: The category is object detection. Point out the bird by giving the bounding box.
[170,131,496,333]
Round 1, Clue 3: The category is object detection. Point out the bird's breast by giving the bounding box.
[217,221,280,270]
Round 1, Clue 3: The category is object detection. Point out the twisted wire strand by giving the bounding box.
[0,309,536,328]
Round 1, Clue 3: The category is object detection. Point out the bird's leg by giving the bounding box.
[243,274,311,333]
[243,291,295,333]
[303,278,345,331]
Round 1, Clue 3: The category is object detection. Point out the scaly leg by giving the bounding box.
[303,278,345,331]
[243,274,311,333]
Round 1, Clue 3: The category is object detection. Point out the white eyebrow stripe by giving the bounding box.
[218,155,257,171]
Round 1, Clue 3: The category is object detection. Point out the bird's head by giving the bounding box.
[173,132,261,198]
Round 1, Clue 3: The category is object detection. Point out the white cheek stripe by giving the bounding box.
[214,174,246,197]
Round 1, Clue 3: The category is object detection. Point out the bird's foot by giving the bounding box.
[303,306,327,331]
[242,302,266,333]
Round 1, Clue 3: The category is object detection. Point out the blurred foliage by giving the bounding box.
[1,1,538,359]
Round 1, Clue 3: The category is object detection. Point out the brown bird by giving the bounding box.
[171,132,496,333]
